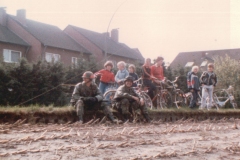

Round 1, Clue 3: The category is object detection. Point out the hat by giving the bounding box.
[124,76,134,83]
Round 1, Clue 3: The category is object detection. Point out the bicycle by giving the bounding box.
[213,86,238,109]
[152,79,172,109]
[103,78,153,109]
[133,78,154,110]
[166,77,187,109]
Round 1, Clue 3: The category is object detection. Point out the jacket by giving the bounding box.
[71,81,103,102]
[151,65,164,80]
[200,71,217,86]
[95,69,115,83]
[129,72,139,87]
[142,65,151,79]
[187,71,200,90]
[113,84,140,101]
[115,69,129,82]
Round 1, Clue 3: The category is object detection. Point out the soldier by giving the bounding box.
[113,76,151,122]
[70,71,117,123]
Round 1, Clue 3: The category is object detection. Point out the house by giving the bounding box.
[0,8,90,66]
[0,8,144,67]
[0,24,30,62]
[170,48,240,70]
[64,25,145,66]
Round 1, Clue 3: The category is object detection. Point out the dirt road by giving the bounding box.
[0,118,240,160]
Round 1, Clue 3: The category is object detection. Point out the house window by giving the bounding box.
[45,52,60,63]
[3,49,21,63]
[200,60,208,67]
[72,57,79,68]
[185,62,194,67]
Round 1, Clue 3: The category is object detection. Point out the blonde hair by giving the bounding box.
[191,66,199,72]
[117,61,126,67]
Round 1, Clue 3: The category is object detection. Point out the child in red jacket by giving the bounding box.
[95,61,115,94]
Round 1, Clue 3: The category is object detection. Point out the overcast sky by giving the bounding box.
[1,0,240,63]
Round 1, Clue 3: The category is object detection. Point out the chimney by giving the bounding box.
[0,7,7,26]
[16,9,26,26]
[111,29,119,42]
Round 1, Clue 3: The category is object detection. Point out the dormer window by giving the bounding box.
[185,62,194,67]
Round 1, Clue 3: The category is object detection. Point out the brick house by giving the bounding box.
[64,25,145,67]
[0,24,30,62]
[0,8,90,66]
[170,48,240,71]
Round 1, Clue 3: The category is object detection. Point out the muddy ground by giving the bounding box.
[0,118,240,160]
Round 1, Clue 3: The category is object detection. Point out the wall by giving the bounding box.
[44,46,89,66]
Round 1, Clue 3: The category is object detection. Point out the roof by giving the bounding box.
[10,16,90,53]
[0,24,29,46]
[69,25,144,62]
[170,48,240,69]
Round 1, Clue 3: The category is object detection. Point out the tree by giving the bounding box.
[213,55,240,90]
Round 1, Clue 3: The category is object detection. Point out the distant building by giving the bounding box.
[64,25,144,66]
[170,48,240,70]
[0,8,90,66]
[0,8,144,67]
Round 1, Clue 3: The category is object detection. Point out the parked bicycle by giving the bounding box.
[103,78,153,109]
[166,77,187,109]
[133,78,153,109]
[186,85,237,110]
[152,79,172,109]
[213,86,238,109]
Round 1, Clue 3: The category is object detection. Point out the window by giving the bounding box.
[3,49,21,63]
[185,62,194,67]
[200,60,208,67]
[45,52,60,63]
[72,57,78,68]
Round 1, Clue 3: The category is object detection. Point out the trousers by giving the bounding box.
[201,85,214,109]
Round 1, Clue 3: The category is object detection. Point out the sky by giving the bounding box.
[1,0,240,63]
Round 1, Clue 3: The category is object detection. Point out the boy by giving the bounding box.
[200,63,217,109]
[187,66,200,109]
[128,64,139,87]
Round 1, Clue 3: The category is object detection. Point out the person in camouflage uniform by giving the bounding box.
[70,71,117,123]
[113,76,151,122]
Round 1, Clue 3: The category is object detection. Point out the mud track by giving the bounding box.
[0,118,240,159]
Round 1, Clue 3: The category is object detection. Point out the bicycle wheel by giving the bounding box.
[140,92,153,110]
[160,90,172,108]
[174,90,187,109]
[103,90,116,108]
[212,94,220,110]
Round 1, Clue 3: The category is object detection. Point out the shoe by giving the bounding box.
[143,114,151,123]
[107,114,117,123]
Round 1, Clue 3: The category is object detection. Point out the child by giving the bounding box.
[187,66,200,109]
[94,61,115,94]
[141,58,156,99]
[115,61,129,86]
[200,63,217,109]
[128,64,139,87]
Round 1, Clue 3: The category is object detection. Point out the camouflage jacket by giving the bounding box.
[71,81,103,102]
[113,85,140,101]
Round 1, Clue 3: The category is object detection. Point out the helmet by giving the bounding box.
[104,61,113,68]
[124,76,134,83]
[82,71,94,79]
